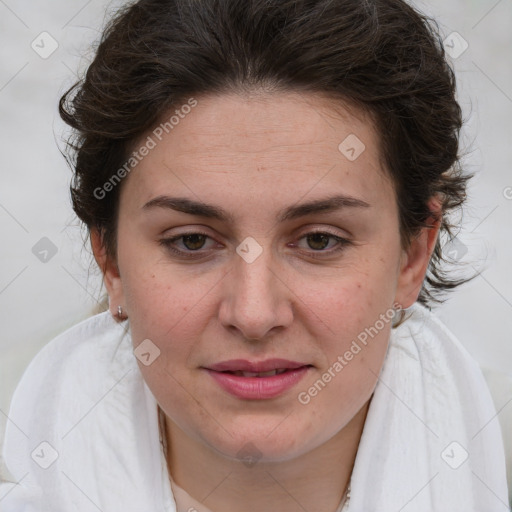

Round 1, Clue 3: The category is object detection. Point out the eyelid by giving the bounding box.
[295,225,350,238]
[158,230,217,257]
[291,230,353,257]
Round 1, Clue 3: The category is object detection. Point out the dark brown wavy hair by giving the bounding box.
[59,0,472,306]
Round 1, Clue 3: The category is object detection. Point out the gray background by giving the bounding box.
[1,0,511,499]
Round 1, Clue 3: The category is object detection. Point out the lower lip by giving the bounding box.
[205,367,310,400]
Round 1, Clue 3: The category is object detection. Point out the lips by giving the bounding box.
[224,368,289,377]
[206,358,308,373]
[203,359,312,399]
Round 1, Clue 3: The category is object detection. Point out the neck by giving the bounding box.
[162,399,370,512]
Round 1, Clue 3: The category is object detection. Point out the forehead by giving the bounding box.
[122,91,393,211]
[159,91,375,155]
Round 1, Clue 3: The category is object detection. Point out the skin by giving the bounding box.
[92,90,440,512]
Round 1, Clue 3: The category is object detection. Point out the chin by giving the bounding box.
[201,420,322,464]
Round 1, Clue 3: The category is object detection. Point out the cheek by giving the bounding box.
[297,319,391,445]
[307,259,397,335]
[296,261,396,420]
[118,232,224,341]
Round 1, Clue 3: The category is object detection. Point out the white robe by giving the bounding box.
[0,303,508,511]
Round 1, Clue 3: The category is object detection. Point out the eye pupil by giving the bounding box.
[307,233,330,250]
[183,234,206,250]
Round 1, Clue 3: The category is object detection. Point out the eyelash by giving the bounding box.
[159,230,352,260]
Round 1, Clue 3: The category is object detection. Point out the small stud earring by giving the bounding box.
[117,305,127,320]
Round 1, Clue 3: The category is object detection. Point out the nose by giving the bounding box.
[218,247,294,341]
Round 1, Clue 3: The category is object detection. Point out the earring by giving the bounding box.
[116,305,127,320]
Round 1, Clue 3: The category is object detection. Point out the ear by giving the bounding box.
[90,228,126,319]
[394,198,442,309]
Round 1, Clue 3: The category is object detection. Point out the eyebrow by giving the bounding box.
[142,194,370,223]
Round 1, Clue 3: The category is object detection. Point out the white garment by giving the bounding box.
[0,303,508,511]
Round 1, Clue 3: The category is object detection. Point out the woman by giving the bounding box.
[0,0,509,510]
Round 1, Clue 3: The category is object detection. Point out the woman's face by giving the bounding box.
[96,91,436,462]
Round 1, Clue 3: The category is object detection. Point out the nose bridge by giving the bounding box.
[236,248,275,302]
[220,243,291,340]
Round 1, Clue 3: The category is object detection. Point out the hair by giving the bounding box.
[59,0,472,306]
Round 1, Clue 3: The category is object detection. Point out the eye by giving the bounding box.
[159,231,217,258]
[178,233,209,251]
[303,232,336,250]
[293,230,352,257]
[159,229,352,260]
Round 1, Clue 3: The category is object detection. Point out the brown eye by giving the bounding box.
[181,234,207,250]
[293,231,353,259]
[306,233,331,250]
[159,231,216,258]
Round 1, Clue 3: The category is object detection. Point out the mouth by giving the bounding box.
[220,368,292,377]
[203,359,313,399]
[205,358,311,373]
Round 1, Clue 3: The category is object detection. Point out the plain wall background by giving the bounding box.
[1,0,511,492]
